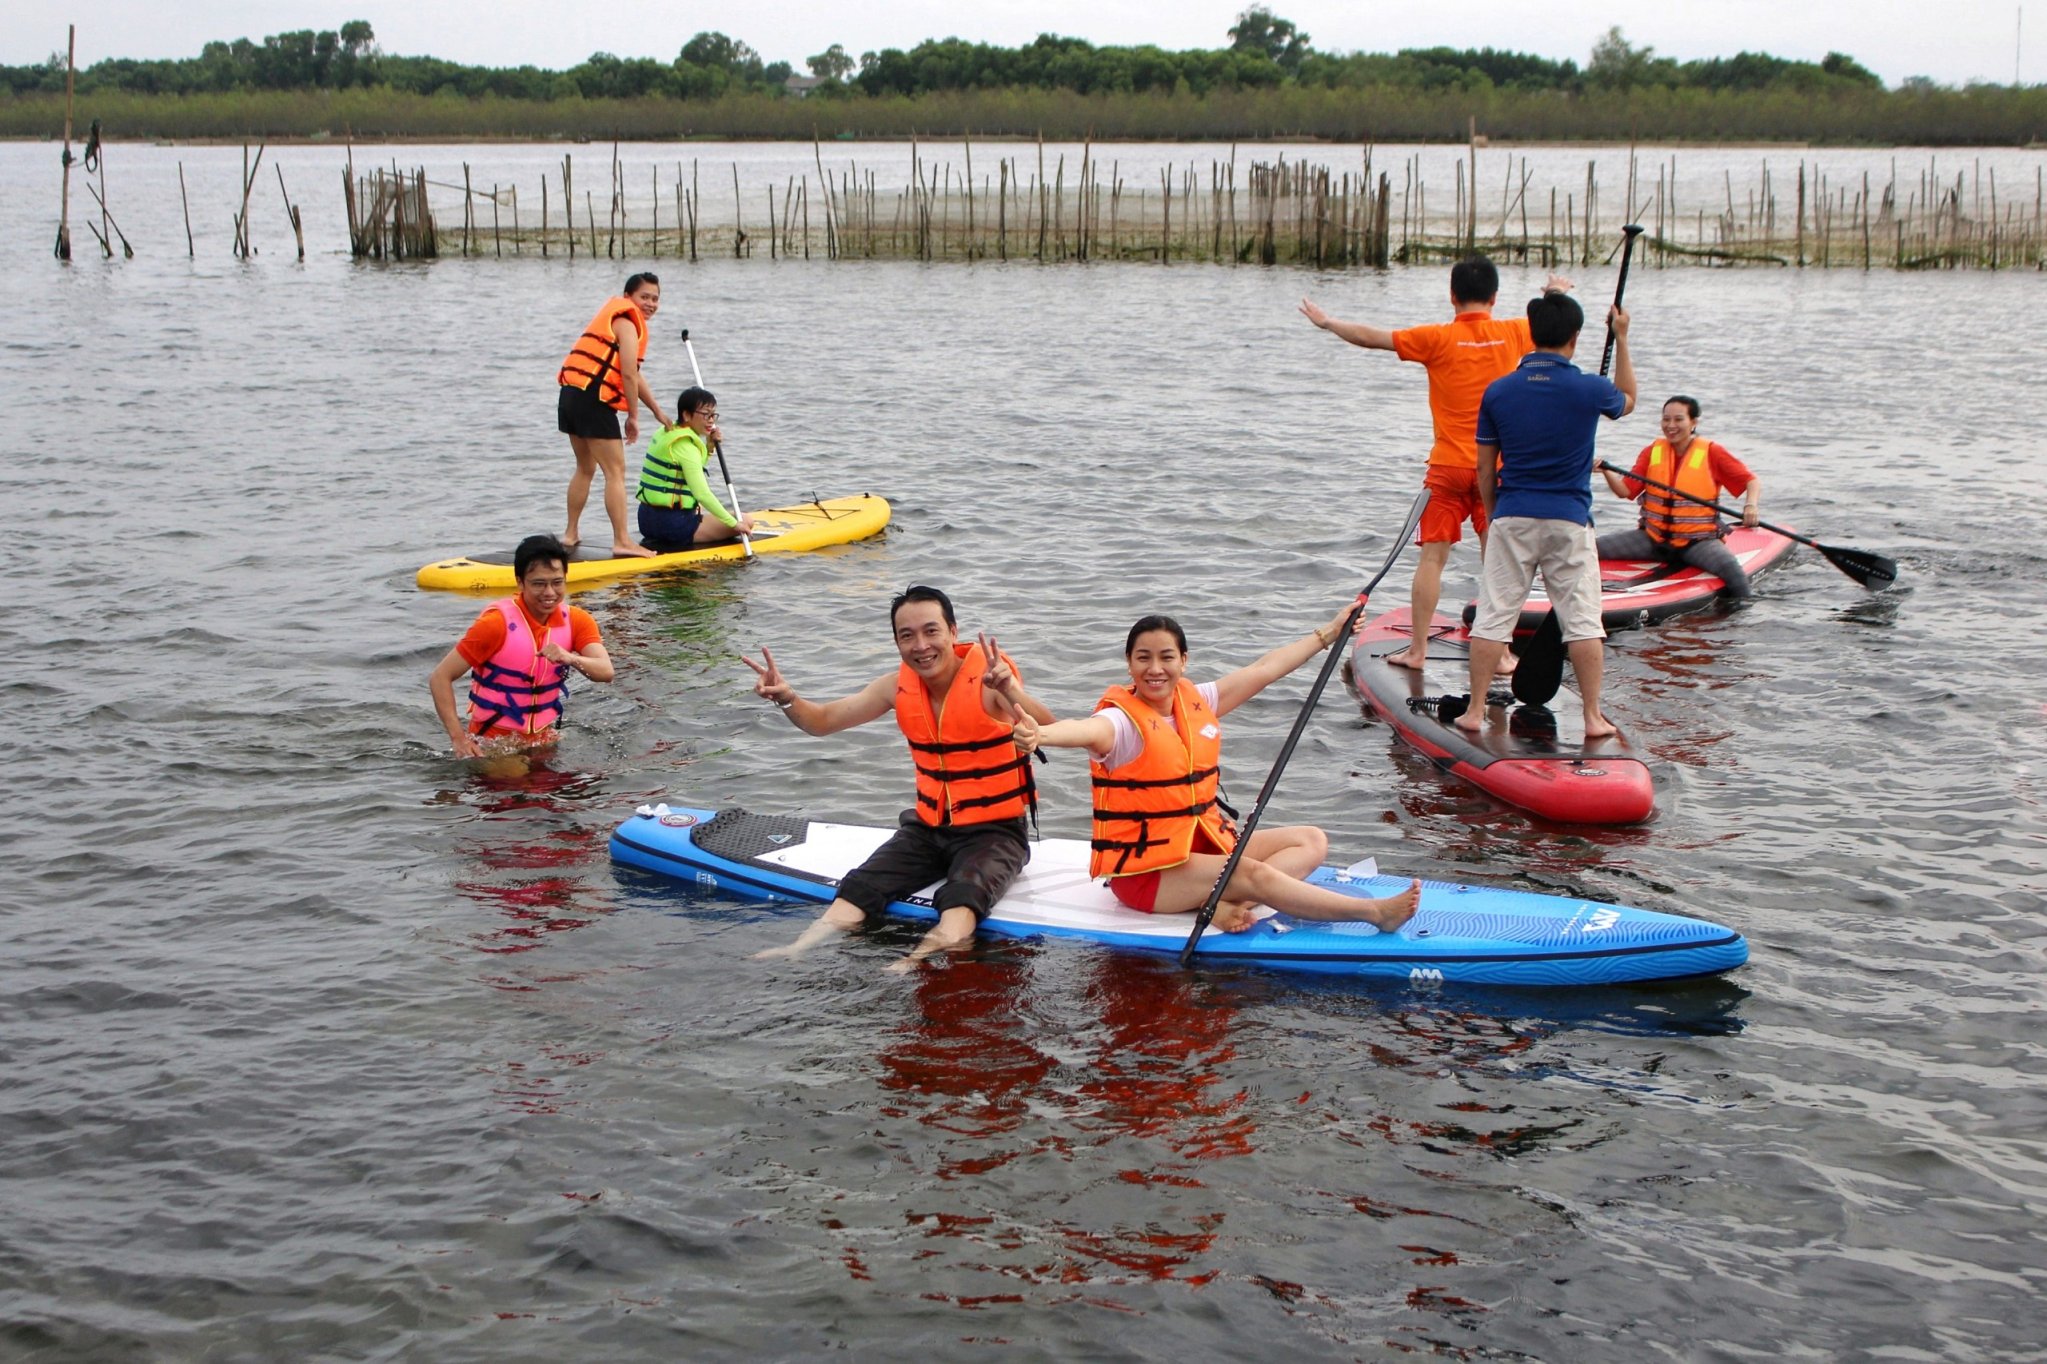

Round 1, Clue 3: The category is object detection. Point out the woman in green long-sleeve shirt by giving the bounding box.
[635,386,756,552]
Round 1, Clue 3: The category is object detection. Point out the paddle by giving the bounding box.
[1595,460,1897,589]
[1177,487,1431,966]
[1598,224,1645,377]
[1514,226,1643,707]
[679,327,754,559]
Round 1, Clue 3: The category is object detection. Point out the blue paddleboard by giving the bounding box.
[610,806,1748,987]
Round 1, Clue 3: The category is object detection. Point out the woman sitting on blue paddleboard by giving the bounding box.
[1013,610,1419,934]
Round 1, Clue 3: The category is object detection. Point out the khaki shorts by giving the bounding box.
[1472,517,1607,643]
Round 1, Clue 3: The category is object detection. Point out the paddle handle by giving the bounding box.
[682,333,754,559]
[1178,487,1432,966]
[1595,460,1803,550]
[1599,225,1645,378]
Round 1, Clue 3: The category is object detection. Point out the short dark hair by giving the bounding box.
[676,385,715,415]
[1664,395,1701,419]
[1124,614,1188,656]
[1449,255,1499,306]
[623,271,660,295]
[514,534,572,580]
[1527,291,1585,348]
[891,584,956,631]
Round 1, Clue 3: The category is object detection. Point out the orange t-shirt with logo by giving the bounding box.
[1391,312,1535,469]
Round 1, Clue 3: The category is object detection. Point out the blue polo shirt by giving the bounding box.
[1476,351,1627,525]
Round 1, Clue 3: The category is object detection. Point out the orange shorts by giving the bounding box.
[1418,464,1488,545]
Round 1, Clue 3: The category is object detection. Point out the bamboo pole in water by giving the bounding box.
[179,161,194,257]
[276,165,304,260]
[55,25,74,261]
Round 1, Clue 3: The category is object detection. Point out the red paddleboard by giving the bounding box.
[1347,609,1655,825]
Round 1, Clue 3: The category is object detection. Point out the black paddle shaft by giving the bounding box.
[1599,225,1646,378]
[1595,461,1897,589]
[1177,487,1432,966]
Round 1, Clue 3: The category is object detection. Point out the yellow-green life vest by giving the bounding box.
[638,426,704,510]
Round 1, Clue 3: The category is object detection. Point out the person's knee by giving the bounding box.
[1293,826,1329,862]
[1237,858,1283,899]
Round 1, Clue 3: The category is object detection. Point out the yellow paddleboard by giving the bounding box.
[415,493,891,592]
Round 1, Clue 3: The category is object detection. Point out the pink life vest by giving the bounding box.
[467,598,570,735]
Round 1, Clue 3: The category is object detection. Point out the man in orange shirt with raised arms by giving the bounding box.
[1302,258,1572,671]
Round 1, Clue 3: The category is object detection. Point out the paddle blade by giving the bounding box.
[1819,543,1897,590]
[1511,610,1566,707]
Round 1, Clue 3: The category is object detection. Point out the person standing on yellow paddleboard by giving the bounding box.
[635,387,756,553]
[557,273,673,559]
[429,535,615,759]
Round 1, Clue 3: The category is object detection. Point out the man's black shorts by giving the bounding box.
[834,813,1029,924]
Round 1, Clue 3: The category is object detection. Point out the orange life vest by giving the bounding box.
[1638,439,1727,548]
[895,643,1034,827]
[468,598,570,736]
[556,296,648,412]
[1089,680,1237,879]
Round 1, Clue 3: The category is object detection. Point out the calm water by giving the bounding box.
[3,140,2046,1361]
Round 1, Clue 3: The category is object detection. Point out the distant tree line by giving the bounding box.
[0,21,794,100]
[3,10,2039,145]
[0,12,1905,102]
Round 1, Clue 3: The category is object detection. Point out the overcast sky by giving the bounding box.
[6,1,2032,87]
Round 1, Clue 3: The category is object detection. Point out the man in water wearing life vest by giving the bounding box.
[636,386,756,552]
[558,272,674,559]
[1459,293,1636,741]
[742,586,1057,970]
[1597,396,1764,599]
[1300,258,1573,672]
[429,534,614,759]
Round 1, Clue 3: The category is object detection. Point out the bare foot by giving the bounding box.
[1387,648,1428,670]
[611,542,659,559]
[1212,903,1259,933]
[750,944,800,960]
[1452,709,1488,735]
[1496,653,1519,676]
[1367,878,1422,931]
[559,535,581,550]
[1583,714,1619,740]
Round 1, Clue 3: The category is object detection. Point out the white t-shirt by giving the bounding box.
[1097,681,1221,771]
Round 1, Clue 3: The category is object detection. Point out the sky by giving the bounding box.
[5,1,2033,87]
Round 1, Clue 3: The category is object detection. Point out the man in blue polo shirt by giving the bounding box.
[1456,292,1636,740]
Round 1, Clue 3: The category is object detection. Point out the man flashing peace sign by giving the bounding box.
[741,586,1055,971]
